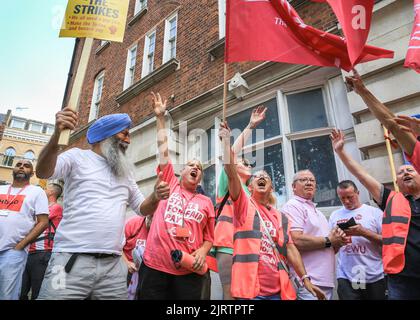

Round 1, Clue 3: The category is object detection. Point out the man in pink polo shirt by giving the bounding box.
[281,170,347,300]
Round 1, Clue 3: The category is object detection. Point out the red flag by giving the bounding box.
[312,0,375,66]
[405,0,420,73]
[225,0,393,71]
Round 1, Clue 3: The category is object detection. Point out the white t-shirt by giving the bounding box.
[0,185,49,252]
[329,204,384,283]
[50,148,145,254]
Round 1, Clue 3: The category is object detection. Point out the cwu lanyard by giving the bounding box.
[5,185,28,209]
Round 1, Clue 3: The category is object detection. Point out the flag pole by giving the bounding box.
[383,125,399,192]
[222,63,228,122]
[58,37,94,146]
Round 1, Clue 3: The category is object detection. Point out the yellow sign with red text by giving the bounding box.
[59,0,129,42]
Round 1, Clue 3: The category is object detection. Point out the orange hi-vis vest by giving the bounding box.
[382,191,411,274]
[214,195,234,249]
[230,200,297,300]
[206,194,234,272]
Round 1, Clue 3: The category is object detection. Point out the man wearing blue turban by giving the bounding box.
[34,108,170,300]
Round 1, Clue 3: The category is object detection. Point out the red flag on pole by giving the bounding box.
[312,0,375,66]
[225,0,393,71]
[405,0,420,73]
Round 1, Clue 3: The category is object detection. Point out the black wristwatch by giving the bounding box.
[324,237,332,248]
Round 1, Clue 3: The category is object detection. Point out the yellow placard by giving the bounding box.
[59,0,129,42]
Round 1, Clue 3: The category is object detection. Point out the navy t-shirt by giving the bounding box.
[378,187,420,278]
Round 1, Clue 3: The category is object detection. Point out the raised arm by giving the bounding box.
[330,129,382,203]
[232,106,267,154]
[346,70,417,155]
[219,122,242,201]
[36,107,78,179]
[152,92,169,171]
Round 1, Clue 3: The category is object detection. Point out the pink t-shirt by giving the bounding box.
[281,195,335,288]
[143,162,215,275]
[406,140,420,173]
[234,189,293,297]
[123,216,149,262]
[29,203,63,252]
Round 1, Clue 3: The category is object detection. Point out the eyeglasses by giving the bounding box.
[295,178,316,184]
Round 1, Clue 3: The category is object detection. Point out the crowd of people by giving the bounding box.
[0,71,419,300]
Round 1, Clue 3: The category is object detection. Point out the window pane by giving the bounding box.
[30,123,42,132]
[287,88,328,132]
[24,151,35,160]
[202,165,216,205]
[244,144,287,208]
[227,98,280,146]
[292,135,340,207]
[11,119,25,129]
[3,148,16,167]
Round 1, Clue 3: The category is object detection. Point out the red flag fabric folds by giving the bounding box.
[405,0,420,73]
[225,0,394,71]
[312,0,375,66]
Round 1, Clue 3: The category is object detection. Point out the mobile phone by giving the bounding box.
[337,217,357,230]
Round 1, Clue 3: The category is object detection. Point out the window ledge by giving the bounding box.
[115,58,180,105]
[128,7,148,27]
[95,41,110,55]
[208,38,225,61]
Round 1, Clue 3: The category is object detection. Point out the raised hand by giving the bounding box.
[395,115,420,137]
[249,105,267,129]
[345,69,367,95]
[218,121,231,141]
[151,92,167,117]
[330,129,345,153]
[55,107,78,134]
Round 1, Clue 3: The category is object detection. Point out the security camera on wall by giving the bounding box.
[228,72,249,100]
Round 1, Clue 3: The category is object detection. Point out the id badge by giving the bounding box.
[175,226,190,238]
[0,210,12,217]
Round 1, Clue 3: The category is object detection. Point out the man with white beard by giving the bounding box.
[35,109,170,300]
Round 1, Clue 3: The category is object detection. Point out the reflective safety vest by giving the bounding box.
[230,200,296,300]
[206,194,234,272]
[213,195,234,249]
[382,191,411,274]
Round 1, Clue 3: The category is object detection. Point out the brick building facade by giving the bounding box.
[63,0,417,215]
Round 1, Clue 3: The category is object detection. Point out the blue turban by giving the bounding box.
[86,113,132,144]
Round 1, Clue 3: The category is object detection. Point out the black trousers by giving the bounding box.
[20,251,52,300]
[337,278,386,300]
[137,263,204,300]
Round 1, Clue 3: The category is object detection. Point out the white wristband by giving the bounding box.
[301,274,311,282]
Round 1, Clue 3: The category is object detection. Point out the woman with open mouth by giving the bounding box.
[137,92,215,300]
[219,121,326,300]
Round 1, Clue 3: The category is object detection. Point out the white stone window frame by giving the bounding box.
[186,77,368,212]
[88,71,105,122]
[218,0,226,39]
[142,29,156,78]
[123,44,138,90]
[134,0,147,15]
[162,12,178,64]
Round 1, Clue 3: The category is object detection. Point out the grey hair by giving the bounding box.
[292,170,314,183]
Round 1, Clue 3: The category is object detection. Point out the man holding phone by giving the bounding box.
[329,180,385,300]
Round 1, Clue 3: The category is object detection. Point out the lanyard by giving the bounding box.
[250,198,291,275]
[5,185,28,209]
